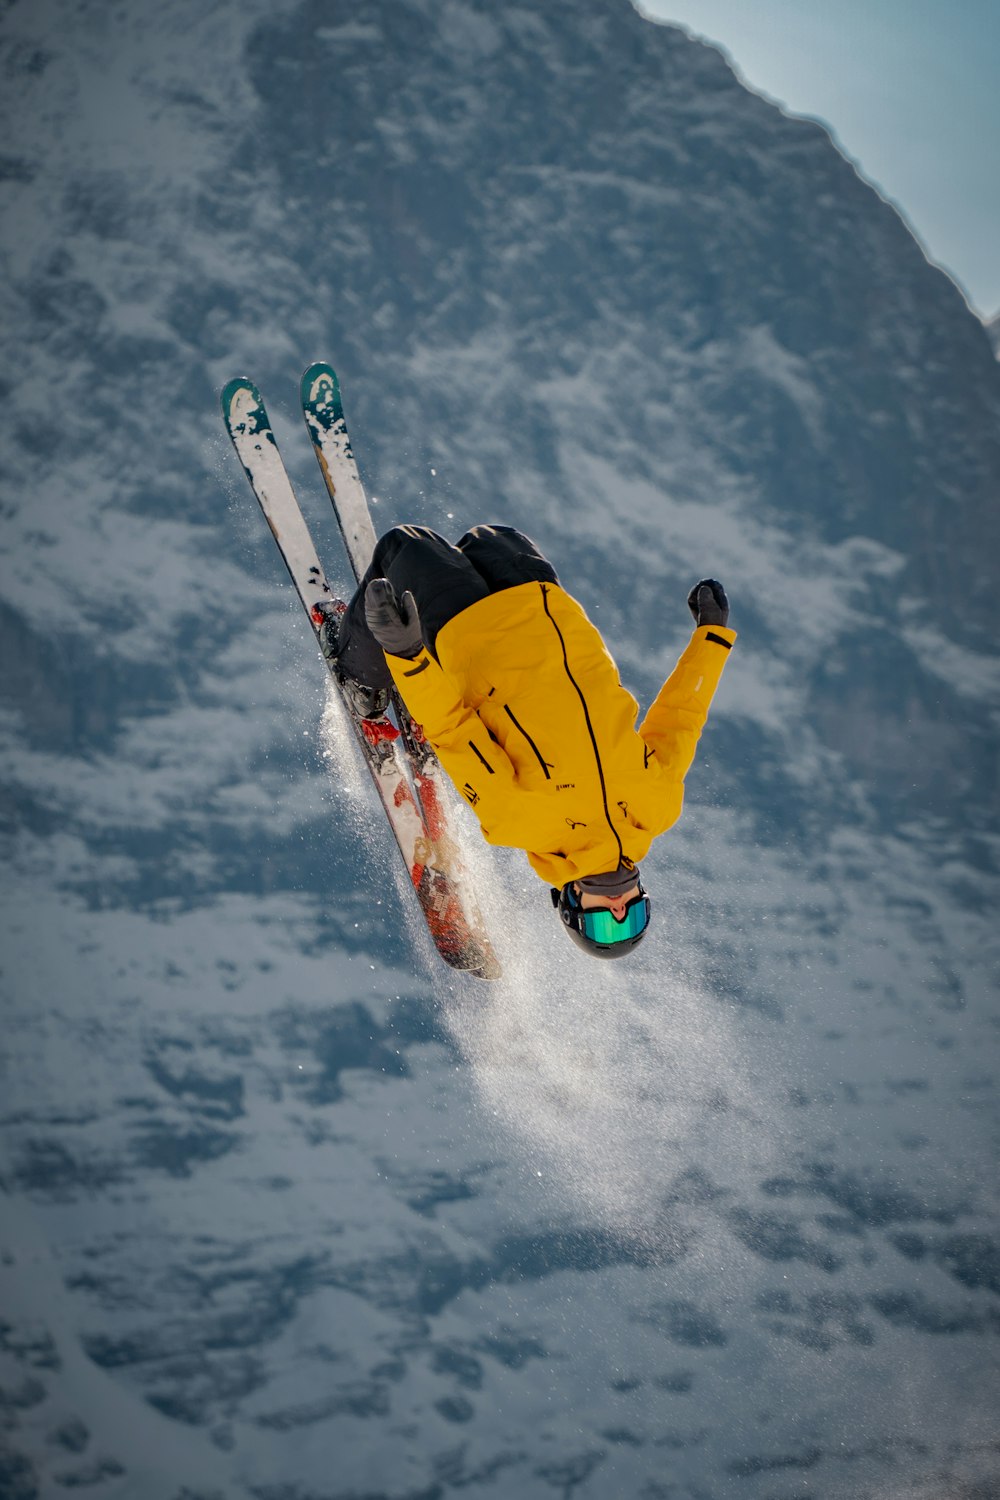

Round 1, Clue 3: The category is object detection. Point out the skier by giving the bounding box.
[332,524,735,960]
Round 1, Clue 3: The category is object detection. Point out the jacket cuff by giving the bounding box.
[695,624,737,650]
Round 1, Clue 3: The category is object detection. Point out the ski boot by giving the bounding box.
[310,599,390,720]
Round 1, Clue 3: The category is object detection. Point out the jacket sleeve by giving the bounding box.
[639,625,736,782]
[385,648,525,836]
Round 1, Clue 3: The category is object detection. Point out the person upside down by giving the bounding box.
[331,524,736,960]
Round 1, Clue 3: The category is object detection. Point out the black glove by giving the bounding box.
[687,578,729,628]
[364,578,424,659]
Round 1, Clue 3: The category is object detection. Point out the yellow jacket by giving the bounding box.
[385,580,735,887]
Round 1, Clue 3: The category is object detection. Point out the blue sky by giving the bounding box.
[639,0,1000,319]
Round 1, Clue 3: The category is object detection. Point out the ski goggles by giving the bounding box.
[575,890,651,946]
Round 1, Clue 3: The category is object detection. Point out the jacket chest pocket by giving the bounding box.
[502,705,554,781]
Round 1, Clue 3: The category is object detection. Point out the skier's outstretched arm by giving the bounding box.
[640,581,736,781]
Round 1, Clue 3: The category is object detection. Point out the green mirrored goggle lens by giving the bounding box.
[579,897,650,945]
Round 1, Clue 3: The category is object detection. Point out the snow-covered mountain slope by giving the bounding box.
[1,1,998,1497]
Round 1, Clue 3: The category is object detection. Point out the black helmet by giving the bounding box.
[551,865,651,960]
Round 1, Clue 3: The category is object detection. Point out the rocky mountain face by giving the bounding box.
[1,1,998,1497]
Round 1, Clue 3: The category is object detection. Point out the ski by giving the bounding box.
[299,361,496,943]
[300,361,429,766]
[299,361,379,582]
[221,376,499,980]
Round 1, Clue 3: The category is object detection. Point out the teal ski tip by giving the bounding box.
[221,375,257,412]
[301,361,345,429]
[221,376,272,434]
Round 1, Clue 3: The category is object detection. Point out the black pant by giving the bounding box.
[337,524,559,689]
